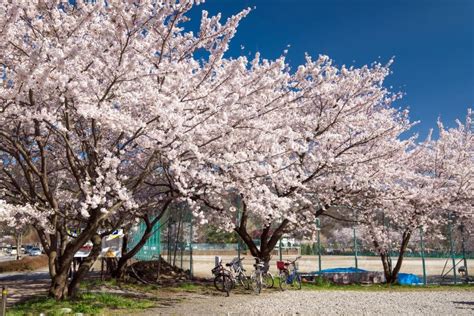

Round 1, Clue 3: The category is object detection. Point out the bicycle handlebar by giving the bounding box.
[285,256,301,264]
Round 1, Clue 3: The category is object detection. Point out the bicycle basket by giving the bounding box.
[276,261,286,270]
[211,266,221,275]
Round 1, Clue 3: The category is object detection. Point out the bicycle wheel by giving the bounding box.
[238,272,251,290]
[250,273,262,295]
[255,274,262,295]
[214,273,233,293]
[262,272,274,288]
[294,274,302,290]
[279,271,290,291]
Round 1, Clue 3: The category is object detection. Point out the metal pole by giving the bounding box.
[353,216,358,269]
[1,286,7,316]
[419,227,427,285]
[316,218,322,274]
[189,216,193,278]
[448,213,457,284]
[237,205,241,259]
[279,238,283,261]
[460,223,469,279]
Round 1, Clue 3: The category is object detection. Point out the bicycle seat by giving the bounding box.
[225,263,232,267]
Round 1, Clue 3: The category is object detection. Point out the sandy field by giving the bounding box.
[186,254,472,279]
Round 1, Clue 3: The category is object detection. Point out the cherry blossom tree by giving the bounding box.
[356,111,473,283]
[190,56,415,263]
[0,0,252,299]
[1,0,470,297]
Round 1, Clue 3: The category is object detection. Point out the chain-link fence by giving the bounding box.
[128,213,472,284]
[128,203,194,275]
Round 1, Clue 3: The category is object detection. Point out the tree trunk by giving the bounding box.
[112,227,153,279]
[379,231,412,284]
[15,232,22,261]
[47,212,103,299]
[49,268,70,300]
[48,250,57,279]
[111,202,171,279]
[234,202,289,266]
[68,234,102,298]
[380,253,395,283]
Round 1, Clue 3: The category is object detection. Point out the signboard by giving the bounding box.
[74,229,124,258]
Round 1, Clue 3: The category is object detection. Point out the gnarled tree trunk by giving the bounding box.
[49,251,75,300]
[234,202,289,266]
[68,233,102,298]
[234,201,326,266]
[41,212,104,300]
[379,231,412,284]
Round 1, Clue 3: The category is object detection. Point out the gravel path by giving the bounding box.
[141,290,474,315]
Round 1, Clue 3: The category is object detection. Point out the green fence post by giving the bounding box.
[353,211,358,269]
[316,218,322,274]
[189,216,193,279]
[448,213,457,284]
[460,223,469,280]
[420,226,427,285]
[279,238,283,261]
[237,205,241,259]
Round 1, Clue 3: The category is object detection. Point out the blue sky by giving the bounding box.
[187,0,473,138]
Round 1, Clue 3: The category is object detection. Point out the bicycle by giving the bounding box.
[212,260,233,296]
[250,257,265,294]
[262,264,275,289]
[277,256,302,290]
[249,258,274,294]
[228,257,251,290]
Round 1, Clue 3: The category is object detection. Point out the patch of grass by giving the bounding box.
[7,292,156,316]
[80,278,119,291]
[175,282,206,292]
[115,282,161,294]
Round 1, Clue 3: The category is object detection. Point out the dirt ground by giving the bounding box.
[0,270,50,306]
[1,254,470,308]
[135,288,474,315]
[188,254,473,279]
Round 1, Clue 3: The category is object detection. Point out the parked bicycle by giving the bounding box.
[228,257,251,290]
[250,257,265,294]
[250,258,274,294]
[277,256,302,290]
[212,257,251,295]
[212,259,233,296]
